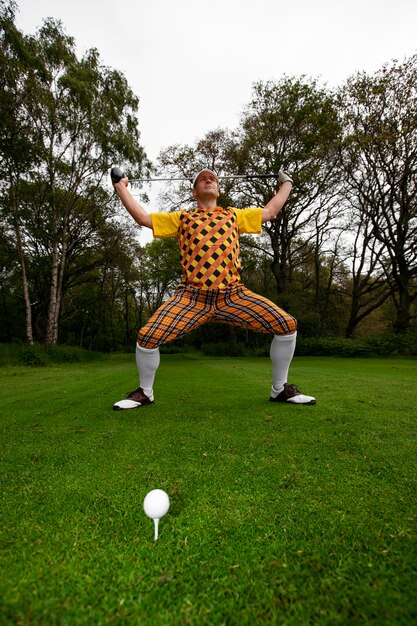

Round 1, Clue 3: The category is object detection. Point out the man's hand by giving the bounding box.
[113,176,129,189]
[110,166,126,184]
[277,170,294,186]
[111,171,153,229]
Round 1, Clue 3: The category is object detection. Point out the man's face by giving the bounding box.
[192,171,220,200]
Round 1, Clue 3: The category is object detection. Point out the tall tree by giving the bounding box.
[0,0,42,343]
[156,83,344,333]
[227,78,343,310]
[339,55,417,333]
[0,11,149,345]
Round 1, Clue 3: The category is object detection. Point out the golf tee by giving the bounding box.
[154,518,159,541]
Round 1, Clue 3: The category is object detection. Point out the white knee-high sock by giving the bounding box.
[270,332,297,392]
[136,344,160,398]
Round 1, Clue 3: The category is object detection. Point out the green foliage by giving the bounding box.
[361,332,417,356]
[0,356,416,624]
[0,10,149,347]
[296,337,368,357]
[296,332,417,357]
[1,6,416,354]
[158,329,417,358]
[339,55,417,334]
[155,60,417,341]
[0,343,106,366]
[139,238,183,311]
[238,77,341,179]
[2,328,416,365]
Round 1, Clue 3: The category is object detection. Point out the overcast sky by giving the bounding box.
[14,0,417,165]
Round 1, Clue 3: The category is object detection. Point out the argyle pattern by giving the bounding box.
[178,208,241,289]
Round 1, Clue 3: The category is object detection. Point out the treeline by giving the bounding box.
[1,1,416,352]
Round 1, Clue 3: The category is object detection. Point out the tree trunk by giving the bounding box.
[10,185,34,344]
[269,226,290,297]
[18,231,34,345]
[393,288,411,334]
[45,235,67,346]
[54,237,67,344]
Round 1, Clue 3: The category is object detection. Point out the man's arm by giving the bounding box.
[261,171,293,224]
[113,177,153,229]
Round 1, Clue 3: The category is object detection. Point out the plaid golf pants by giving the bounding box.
[137,284,297,349]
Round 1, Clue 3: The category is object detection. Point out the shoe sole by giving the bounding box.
[269,398,316,405]
[113,401,154,411]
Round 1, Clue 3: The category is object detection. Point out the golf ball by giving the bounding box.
[143,489,170,519]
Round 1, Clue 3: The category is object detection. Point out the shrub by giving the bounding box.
[1,332,416,366]
[17,346,48,367]
[296,332,417,357]
[362,332,417,356]
[0,343,107,367]
[295,337,368,357]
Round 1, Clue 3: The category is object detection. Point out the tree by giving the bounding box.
[0,10,149,345]
[139,238,182,312]
[157,129,235,211]
[227,77,341,332]
[0,0,43,343]
[155,81,345,336]
[36,205,144,351]
[339,55,417,333]
[338,200,391,338]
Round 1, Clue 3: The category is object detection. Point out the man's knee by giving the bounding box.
[272,314,297,335]
[137,328,161,350]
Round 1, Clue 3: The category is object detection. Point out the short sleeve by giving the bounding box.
[234,207,262,234]
[151,212,182,238]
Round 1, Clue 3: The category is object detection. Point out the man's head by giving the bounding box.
[192,169,220,202]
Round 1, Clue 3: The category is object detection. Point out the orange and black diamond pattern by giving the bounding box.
[178,208,241,289]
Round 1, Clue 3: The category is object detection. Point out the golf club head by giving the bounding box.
[110,166,125,183]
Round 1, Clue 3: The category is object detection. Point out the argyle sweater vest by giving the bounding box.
[178,207,241,289]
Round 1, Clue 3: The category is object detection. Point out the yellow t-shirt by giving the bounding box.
[151,207,262,289]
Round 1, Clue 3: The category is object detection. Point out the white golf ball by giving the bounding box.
[143,489,170,519]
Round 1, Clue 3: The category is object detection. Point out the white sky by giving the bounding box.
[15,0,417,165]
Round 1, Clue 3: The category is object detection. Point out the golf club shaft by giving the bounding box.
[110,167,278,185]
[129,174,279,184]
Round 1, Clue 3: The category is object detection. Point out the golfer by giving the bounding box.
[112,169,316,409]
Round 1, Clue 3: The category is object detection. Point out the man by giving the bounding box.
[112,169,316,409]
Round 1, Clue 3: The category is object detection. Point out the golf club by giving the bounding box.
[110,166,279,185]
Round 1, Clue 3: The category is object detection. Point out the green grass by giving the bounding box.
[1,354,416,625]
